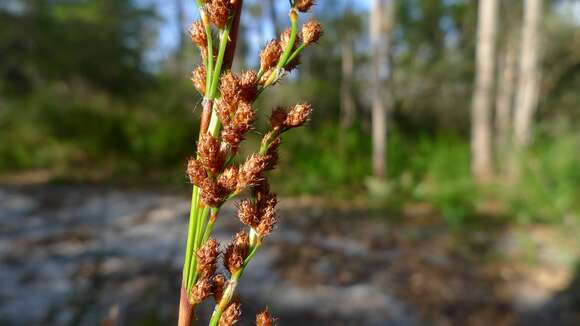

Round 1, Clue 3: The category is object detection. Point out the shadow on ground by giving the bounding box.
[0,184,578,325]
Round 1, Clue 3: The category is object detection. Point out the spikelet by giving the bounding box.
[198,134,224,174]
[237,199,259,227]
[223,231,249,273]
[191,65,206,95]
[220,71,240,105]
[295,0,315,13]
[200,177,225,207]
[189,20,207,48]
[212,274,227,302]
[219,301,241,326]
[239,70,258,102]
[302,19,323,45]
[191,277,213,304]
[196,238,219,278]
[256,308,274,326]
[207,1,230,29]
[260,40,282,71]
[187,158,206,186]
[284,103,312,129]
[217,166,239,194]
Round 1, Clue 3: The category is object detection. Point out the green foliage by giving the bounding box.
[508,133,580,224]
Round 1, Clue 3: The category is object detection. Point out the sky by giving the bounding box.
[145,0,580,65]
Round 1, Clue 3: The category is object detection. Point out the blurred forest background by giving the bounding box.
[1,0,580,325]
[1,0,579,226]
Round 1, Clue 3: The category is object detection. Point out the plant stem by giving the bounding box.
[208,243,261,326]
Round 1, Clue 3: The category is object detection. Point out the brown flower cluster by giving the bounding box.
[190,239,219,304]
[256,308,275,326]
[237,181,278,239]
[258,15,323,85]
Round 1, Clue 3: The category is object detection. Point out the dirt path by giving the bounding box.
[0,185,578,325]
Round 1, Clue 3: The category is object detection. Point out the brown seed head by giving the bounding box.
[302,19,323,45]
[191,277,213,304]
[269,107,287,129]
[237,154,268,189]
[189,20,207,48]
[217,166,238,194]
[187,158,206,187]
[221,126,243,151]
[212,274,227,302]
[196,238,219,278]
[260,40,282,71]
[280,28,301,51]
[220,71,240,105]
[231,101,255,134]
[237,199,259,227]
[223,230,249,273]
[207,1,230,29]
[217,100,236,125]
[198,134,224,174]
[295,0,315,12]
[200,177,225,207]
[239,70,258,102]
[257,199,277,238]
[219,301,241,326]
[191,65,206,95]
[284,103,312,129]
[256,308,274,326]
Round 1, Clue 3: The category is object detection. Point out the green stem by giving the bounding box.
[276,10,298,70]
[182,186,200,286]
[208,243,262,326]
[286,43,306,67]
[209,20,234,99]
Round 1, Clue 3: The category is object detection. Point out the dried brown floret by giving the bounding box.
[269,107,287,129]
[223,231,249,273]
[231,101,255,134]
[198,134,224,174]
[237,154,268,189]
[200,177,225,207]
[189,20,207,48]
[284,103,312,129]
[256,308,274,326]
[239,70,258,102]
[191,65,206,95]
[237,199,259,227]
[196,238,219,278]
[191,277,213,304]
[187,158,206,187]
[207,1,230,29]
[260,40,282,71]
[280,28,301,51]
[212,274,227,302]
[216,100,236,125]
[302,19,323,45]
[219,301,241,326]
[217,166,238,194]
[221,127,243,151]
[220,71,240,105]
[295,0,315,12]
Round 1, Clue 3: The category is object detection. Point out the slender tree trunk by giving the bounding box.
[340,32,355,129]
[175,0,187,72]
[268,0,280,36]
[471,0,498,183]
[495,32,518,167]
[370,0,394,180]
[514,0,543,148]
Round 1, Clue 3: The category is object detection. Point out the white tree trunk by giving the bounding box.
[495,32,518,162]
[514,0,543,147]
[471,0,498,182]
[370,0,394,180]
[340,33,355,129]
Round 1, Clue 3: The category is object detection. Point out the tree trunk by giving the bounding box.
[268,0,280,36]
[471,0,498,183]
[514,0,543,148]
[495,32,518,166]
[174,0,187,72]
[370,0,395,180]
[340,32,355,129]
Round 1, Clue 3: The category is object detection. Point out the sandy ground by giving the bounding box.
[0,185,579,325]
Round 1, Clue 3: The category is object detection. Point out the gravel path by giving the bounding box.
[0,185,578,325]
